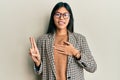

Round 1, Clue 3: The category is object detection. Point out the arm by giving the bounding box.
[29,37,43,74]
[33,37,43,74]
[75,36,97,73]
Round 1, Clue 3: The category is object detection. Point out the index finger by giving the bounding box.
[31,37,37,49]
[29,37,34,48]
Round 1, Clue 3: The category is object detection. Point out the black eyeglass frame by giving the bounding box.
[54,12,70,19]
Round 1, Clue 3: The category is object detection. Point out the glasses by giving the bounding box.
[54,12,70,19]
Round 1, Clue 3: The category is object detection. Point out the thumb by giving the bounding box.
[64,41,70,45]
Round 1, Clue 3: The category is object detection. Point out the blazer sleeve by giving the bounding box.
[33,37,43,74]
[75,35,97,73]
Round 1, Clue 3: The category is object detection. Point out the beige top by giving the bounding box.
[54,34,68,80]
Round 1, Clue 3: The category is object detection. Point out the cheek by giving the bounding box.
[66,19,70,25]
[53,18,58,24]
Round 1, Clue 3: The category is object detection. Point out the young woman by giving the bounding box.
[29,2,97,80]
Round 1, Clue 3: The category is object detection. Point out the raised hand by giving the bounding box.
[29,37,41,66]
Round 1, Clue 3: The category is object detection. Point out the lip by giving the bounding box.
[58,21,65,25]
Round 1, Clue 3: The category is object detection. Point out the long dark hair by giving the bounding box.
[47,2,74,34]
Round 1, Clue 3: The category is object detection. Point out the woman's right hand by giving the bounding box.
[29,37,41,67]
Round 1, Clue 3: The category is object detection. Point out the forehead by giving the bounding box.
[56,7,69,13]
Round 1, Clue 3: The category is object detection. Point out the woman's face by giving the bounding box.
[53,7,70,30]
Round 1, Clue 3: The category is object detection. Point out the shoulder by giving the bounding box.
[72,32,89,45]
[37,34,49,43]
[72,32,86,39]
[38,34,49,40]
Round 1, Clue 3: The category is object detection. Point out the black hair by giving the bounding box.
[47,2,74,34]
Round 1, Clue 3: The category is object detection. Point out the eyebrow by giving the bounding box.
[55,12,69,14]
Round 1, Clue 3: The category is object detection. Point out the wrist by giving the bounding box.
[35,61,41,67]
[71,48,81,59]
[72,48,79,56]
[35,62,40,71]
[73,49,81,59]
[75,52,81,59]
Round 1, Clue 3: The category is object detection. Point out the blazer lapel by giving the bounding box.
[68,32,78,65]
[46,34,56,77]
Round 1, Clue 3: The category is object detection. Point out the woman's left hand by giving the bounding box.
[53,41,79,56]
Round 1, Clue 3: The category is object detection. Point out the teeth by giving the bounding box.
[58,21,64,25]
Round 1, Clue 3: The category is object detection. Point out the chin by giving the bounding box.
[57,25,67,29]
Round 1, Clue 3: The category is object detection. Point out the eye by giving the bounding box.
[64,13,70,18]
[55,13,60,16]
[64,13,70,16]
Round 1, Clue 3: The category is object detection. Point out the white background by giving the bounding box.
[0,0,119,80]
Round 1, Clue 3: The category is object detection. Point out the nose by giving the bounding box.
[59,15,64,19]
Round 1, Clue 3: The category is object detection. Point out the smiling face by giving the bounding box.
[53,7,70,31]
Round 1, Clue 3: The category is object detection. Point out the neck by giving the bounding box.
[56,29,67,35]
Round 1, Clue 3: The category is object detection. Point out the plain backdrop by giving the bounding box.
[0,0,120,80]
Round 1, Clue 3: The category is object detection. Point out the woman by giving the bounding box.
[29,2,97,80]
